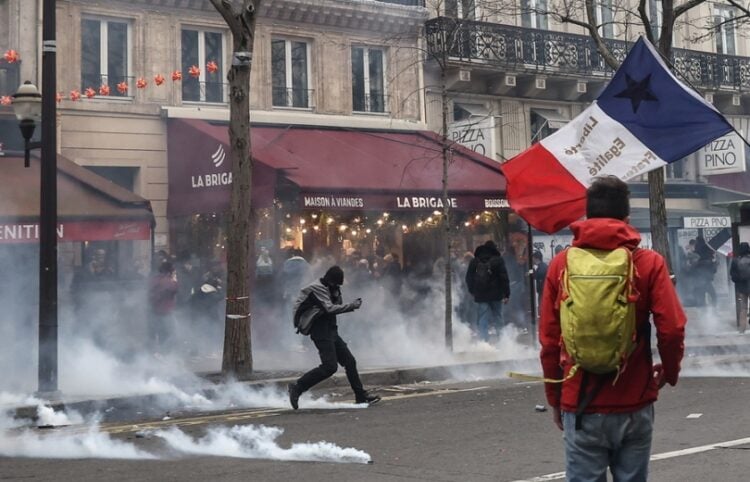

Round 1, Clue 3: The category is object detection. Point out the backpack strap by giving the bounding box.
[574,371,608,430]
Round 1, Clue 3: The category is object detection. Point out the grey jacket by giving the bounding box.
[293,279,359,336]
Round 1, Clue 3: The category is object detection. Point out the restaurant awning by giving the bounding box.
[0,154,154,243]
[167,119,507,217]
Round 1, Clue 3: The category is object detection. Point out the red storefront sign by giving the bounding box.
[0,221,152,244]
[298,192,510,211]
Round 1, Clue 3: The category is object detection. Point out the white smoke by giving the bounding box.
[153,424,371,464]
[0,405,369,463]
[0,406,153,459]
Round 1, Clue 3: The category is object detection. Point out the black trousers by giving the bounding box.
[296,335,365,397]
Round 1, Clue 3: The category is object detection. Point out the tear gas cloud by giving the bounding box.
[0,406,370,463]
[0,251,536,401]
[0,243,747,409]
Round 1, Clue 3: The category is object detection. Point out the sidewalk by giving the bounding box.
[8,326,750,422]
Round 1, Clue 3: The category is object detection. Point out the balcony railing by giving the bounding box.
[354,92,390,113]
[425,17,750,92]
[375,0,426,6]
[183,79,228,104]
[0,60,21,97]
[81,73,135,98]
[272,87,314,109]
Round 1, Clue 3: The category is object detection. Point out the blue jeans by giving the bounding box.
[476,301,504,341]
[563,404,654,482]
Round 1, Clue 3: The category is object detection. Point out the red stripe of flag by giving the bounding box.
[500,143,587,234]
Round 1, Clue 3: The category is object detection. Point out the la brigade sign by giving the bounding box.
[699,132,746,176]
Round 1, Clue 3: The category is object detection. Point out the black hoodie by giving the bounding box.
[465,244,511,302]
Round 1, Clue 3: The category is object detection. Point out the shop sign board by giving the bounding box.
[448,116,496,159]
[699,132,746,176]
[0,221,152,244]
[300,193,509,211]
[682,216,731,229]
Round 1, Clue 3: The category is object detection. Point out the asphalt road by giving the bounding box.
[1,376,750,481]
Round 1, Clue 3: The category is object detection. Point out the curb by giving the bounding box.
[11,357,537,422]
[10,341,750,421]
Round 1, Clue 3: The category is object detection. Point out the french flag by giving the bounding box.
[500,37,736,234]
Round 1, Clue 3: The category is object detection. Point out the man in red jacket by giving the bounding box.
[540,176,686,482]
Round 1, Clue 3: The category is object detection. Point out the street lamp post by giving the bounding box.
[12,0,59,397]
[38,0,59,397]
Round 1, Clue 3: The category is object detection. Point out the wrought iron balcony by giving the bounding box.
[272,87,315,109]
[353,92,390,113]
[183,78,228,104]
[81,73,136,98]
[375,0,426,6]
[425,17,750,92]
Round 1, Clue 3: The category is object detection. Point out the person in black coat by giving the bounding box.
[465,240,511,341]
[532,250,548,309]
[730,242,750,334]
[288,266,380,409]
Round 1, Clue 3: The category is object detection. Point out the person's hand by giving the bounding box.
[502,298,509,304]
[353,298,362,309]
[553,407,563,431]
[652,363,666,389]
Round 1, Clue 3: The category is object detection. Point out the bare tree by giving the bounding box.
[390,4,515,347]
[209,0,262,378]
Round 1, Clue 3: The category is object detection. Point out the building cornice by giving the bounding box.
[162,105,427,130]
[70,0,427,33]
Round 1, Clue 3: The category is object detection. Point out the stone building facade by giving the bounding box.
[1,0,428,249]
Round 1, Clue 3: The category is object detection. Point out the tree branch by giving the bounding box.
[674,0,707,19]
[638,0,655,44]
[584,0,619,69]
[209,0,242,35]
[726,0,750,20]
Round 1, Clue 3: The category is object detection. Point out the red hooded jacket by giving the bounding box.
[540,218,686,413]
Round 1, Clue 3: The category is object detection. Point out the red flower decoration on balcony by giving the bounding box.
[206,61,218,74]
[154,74,166,86]
[3,49,19,63]
[0,96,11,106]
[171,70,182,82]
[188,65,201,78]
[117,81,128,94]
[70,90,81,101]
[84,88,96,99]
[136,77,147,89]
[99,84,111,96]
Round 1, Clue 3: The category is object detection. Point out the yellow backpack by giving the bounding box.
[509,246,638,383]
[560,247,638,381]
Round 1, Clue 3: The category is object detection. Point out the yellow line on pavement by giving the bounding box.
[62,385,492,435]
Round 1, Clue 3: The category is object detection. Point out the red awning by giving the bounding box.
[167,119,507,216]
[0,154,154,243]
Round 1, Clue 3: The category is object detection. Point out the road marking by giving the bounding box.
[512,436,750,482]
[51,386,493,435]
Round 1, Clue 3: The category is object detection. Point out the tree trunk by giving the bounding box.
[647,166,672,270]
[651,4,676,275]
[210,0,261,378]
[440,60,453,351]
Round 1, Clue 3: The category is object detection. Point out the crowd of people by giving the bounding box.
[67,248,228,355]
[677,236,719,307]
[63,223,743,360]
